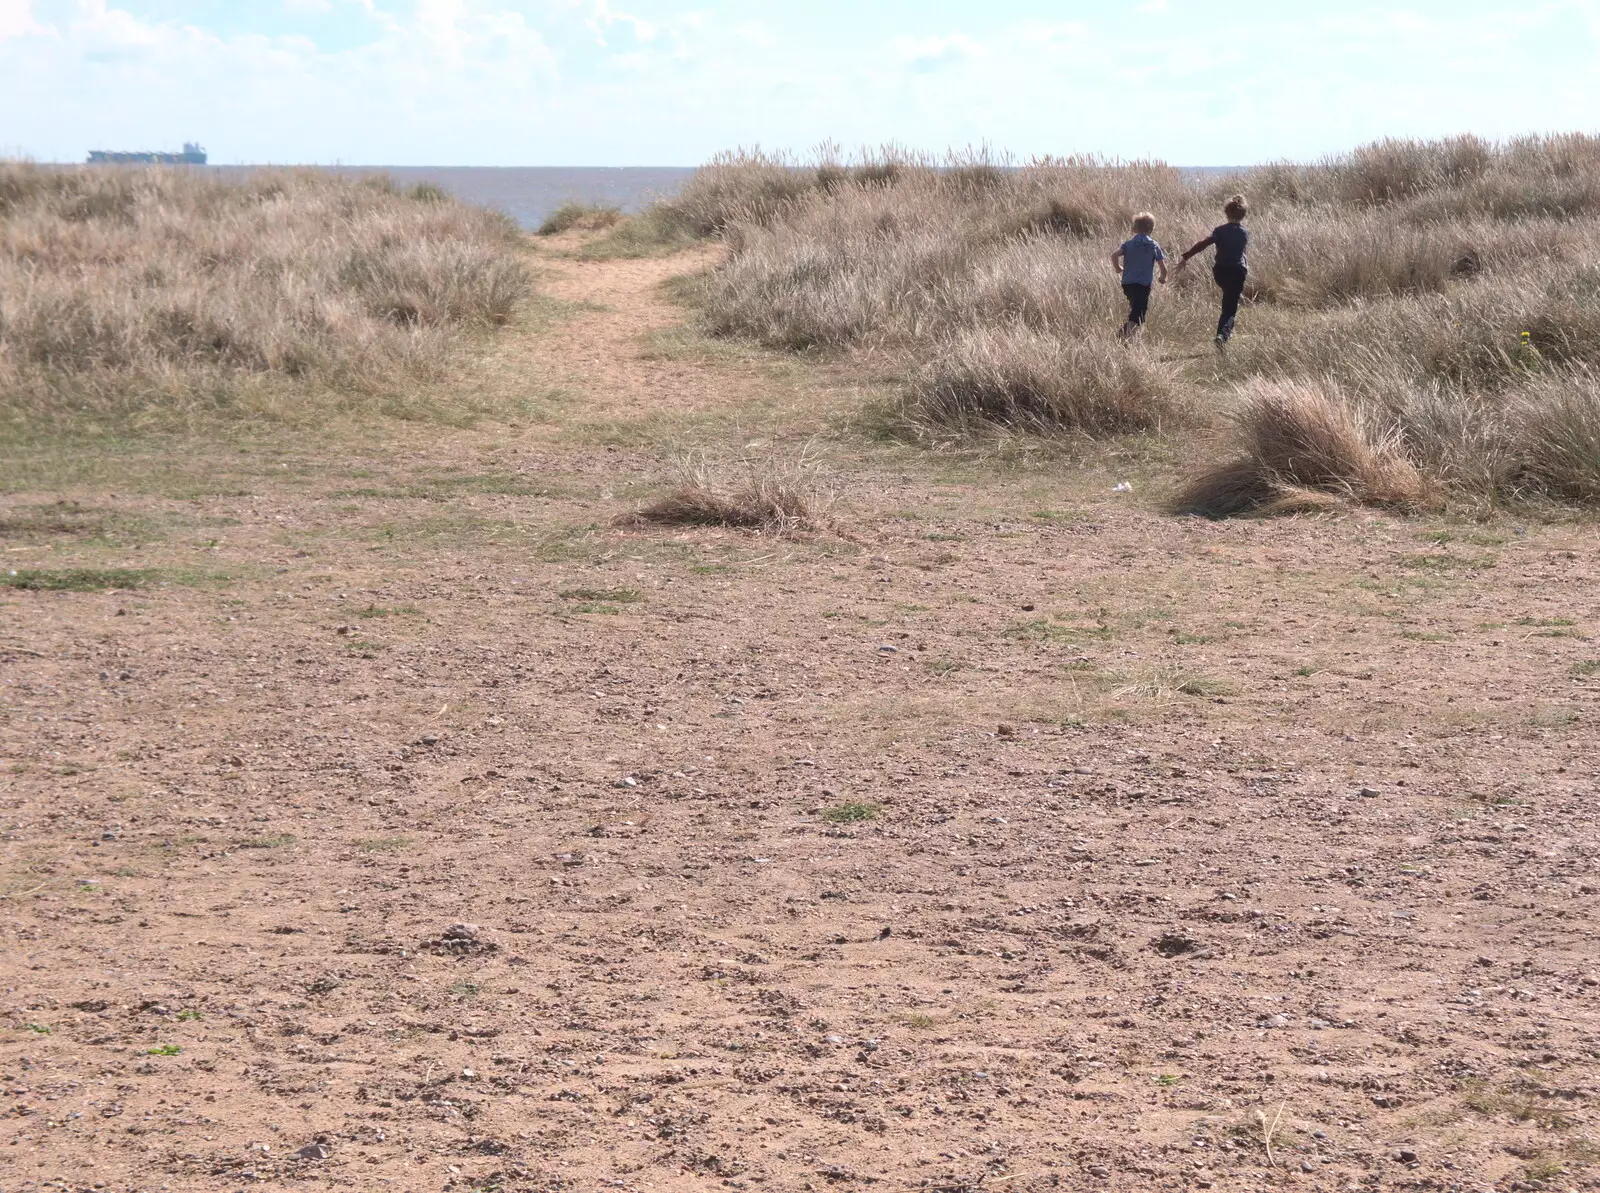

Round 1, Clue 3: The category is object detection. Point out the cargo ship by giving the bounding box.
[87,142,207,165]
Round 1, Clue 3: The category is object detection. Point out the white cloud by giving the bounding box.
[586,0,655,45]
[2,1,1598,165]
[889,33,982,72]
[0,0,43,39]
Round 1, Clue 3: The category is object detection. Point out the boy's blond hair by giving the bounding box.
[1131,211,1156,234]
[1223,194,1248,221]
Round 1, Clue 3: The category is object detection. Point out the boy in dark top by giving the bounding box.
[1176,194,1249,347]
[1110,212,1167,340]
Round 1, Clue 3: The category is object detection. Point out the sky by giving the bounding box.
[3,0,1599,166]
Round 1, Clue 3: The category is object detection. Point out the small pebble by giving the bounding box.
[1359,787,1380,798]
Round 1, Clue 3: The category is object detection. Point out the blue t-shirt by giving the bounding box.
[1119,234,1165,286]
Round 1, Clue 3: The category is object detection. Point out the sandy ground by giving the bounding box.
[2,244,1598,1193]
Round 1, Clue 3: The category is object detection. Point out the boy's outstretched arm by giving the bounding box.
[1174,235,1214,272]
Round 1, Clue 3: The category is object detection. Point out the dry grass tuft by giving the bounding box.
[897,324,1187,439]
[1172,457,1301,520]
[621,453,828,536]
[1110,666,1235,704]
[1238,379,1426,502]
[537,202,623,236]
[0,163,529,435]
[1516,369,1600,501]
[1176,380,1428,517]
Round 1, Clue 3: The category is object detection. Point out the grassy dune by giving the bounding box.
[599,135,1600,515]
[9,141,1600,516]
[0,164,528,436]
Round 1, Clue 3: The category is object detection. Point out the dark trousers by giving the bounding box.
[1122,282,1151,327]
[1213,264,1247,339]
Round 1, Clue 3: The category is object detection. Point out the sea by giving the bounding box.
[201,164,1240,231]
[213,166,699,231]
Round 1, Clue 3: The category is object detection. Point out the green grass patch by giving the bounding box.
[333,474,562,501]
[530,523,603,561]
[2,567,158,592]
[560,587,643,603]
[822,802,881,824]
[1003,618,1076,643]
[1530,707,1581,729]
[1029,509,1088,522]
[1417,528,1505,547]
[359,837,413,853]
[1397,553,1497,572]
[353,604,419,619]
[238,833,296,850]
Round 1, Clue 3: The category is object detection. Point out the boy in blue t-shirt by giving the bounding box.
[1110,212,1168,340]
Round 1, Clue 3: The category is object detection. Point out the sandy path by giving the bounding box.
[2,247,1598,1193]
[513,245,755,420]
